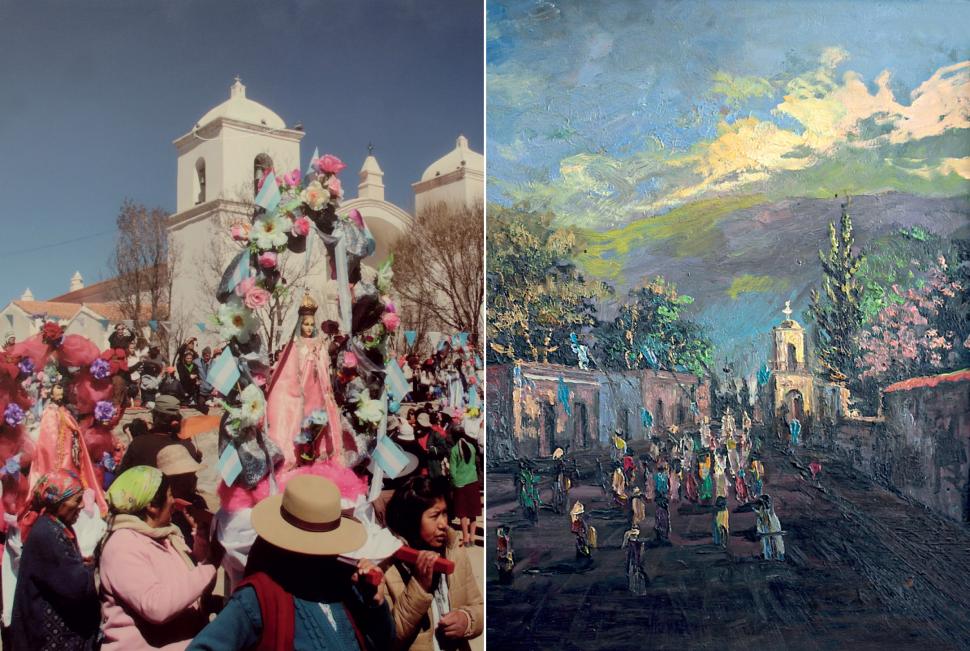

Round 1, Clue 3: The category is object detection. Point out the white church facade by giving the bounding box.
[2,79,482,351]
[167,78,482,348]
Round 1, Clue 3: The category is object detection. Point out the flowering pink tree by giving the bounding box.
[857,257,967,383]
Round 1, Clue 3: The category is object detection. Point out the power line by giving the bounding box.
[0,230,116,257]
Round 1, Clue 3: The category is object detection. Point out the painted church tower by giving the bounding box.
[770,301,814,422]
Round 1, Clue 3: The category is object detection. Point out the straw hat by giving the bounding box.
[416,412,432,428]
[251,475,367,556]
[156,445,203,476]
[570,501,585,516]
[552,447,565,460]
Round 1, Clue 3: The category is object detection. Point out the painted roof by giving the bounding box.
[883,369,970,393]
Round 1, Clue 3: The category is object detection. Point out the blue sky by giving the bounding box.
[0,0,483,305]
[488,0,970,226]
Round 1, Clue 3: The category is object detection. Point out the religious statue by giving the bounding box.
[266,293,345,467]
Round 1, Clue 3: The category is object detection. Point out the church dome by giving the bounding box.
[196,78,286,130]
[420,135,483,182]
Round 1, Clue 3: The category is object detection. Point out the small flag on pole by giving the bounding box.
[306,147,320,176]
[385,359,409,400]
[641,408,653,428]
[457,332,469,348]
[148,320,158,331]
[217,444,243,485]
[226,253,251,295]
[372,434,411,479]
[404,330,417,347]
[557,377,571,416]
[206,347,241,396]
[196,322,207,333]
[254,171,281,212]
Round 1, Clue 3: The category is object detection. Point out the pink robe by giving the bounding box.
[29,405,108,517]
[266,336,343,468]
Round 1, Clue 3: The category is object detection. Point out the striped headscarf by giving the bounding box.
[19,469,84,542]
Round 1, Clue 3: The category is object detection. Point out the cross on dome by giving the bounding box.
[782,301,792,320]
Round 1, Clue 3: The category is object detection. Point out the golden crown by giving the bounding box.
[298,292,318,316]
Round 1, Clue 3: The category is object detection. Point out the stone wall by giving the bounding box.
[821,375,970,523]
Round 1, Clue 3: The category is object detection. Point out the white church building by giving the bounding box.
[1,79,482,350]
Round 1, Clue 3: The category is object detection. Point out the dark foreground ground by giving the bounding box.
[486,431,970,651]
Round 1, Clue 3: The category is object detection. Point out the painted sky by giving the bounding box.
[0,0,483,305]
[488,0,970,228]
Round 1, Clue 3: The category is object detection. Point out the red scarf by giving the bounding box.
[237,572,369,651]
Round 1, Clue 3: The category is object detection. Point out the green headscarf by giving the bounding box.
[107,466,162,514]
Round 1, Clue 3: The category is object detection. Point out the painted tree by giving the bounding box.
[487,204,610,364]
[857,257,968,383]
[810,203,865,382]
[595,277,713,378]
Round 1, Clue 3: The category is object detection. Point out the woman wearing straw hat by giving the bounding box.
[383,476,483,651]
[98,466,220,650]
[189,475,393,650]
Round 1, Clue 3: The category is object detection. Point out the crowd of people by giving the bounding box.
[0,324,484,650]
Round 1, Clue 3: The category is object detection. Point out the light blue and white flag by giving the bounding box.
[404,330,417,347]
[385,359,409,401]
[372,433,411,480]
[306,147,320,177]
[217,444,242,486]
[227,253,251,295]
[206,347,240,396]
[255,171,281,212]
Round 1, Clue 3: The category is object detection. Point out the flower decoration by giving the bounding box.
[41,322,64,346]
[283,169,302,187]
[327,176,343,199]
[382,312,401,332]
[316,154,346,175]
[1,454,22,476]
[217,298,256,343]
[291,216,312,238]
[94,400,116,424]
[235,276,256,298]
[300,180,328,211]
[17,358,34,377]
[341,351,358,369]
[355,394,384,425]
[3,403,25,427]
[257,251,278,270]
[90,358,112,380]
[244,286,271,310]
[230,222,251,243]
[252,215,289,250]
[237,384,266,427]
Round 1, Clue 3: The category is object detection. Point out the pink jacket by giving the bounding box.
[99,529,216,650]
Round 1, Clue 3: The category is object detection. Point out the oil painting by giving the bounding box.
[485,1,970,648]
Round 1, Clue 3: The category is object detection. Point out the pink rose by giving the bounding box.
[231,223,251,242]
[343,352,358,369]
[244,286,271,310]
[382,312,401,332]
[258,251,278,270]
[252,372,267,387]
[327,176,343,199]
[348,208,365,228]
[283,169,302,187]
[317,154,346,175]
[291,216,311,237]
[235,276,256,298]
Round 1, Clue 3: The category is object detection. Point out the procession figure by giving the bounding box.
[517,462,540,525]
[755,494,785,561]
[653,463,670,499]
[698,452,713,502]
[734,468,750,503]
[721,408,736,443]
[496,525,514,584]
[788,416,801,450]
[611,462,628,508]
[621,524,648,595]
[570,501,593,560]
[551,448,570,515]
[700,417,713,450]
[748,456,765,498]
[630,487,646,529]
[654,494,671,544]
[712,495,730,548]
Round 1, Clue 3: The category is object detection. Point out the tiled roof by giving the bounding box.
[884,369,970,393]
[12,300,82,319]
